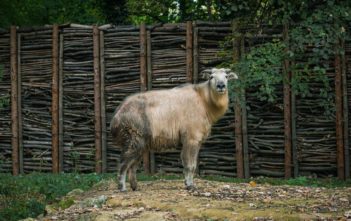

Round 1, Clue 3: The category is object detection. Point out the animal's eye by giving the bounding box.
[209,75,214,80]
[225,75,228,79]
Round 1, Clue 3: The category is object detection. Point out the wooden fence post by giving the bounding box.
[232,20,244,178]
[146,30,155,174]
[93,25,102,173]
[283,24,292,178]
[140,23,150,174]
[291,61,298,178]
[240,36,250,179]
[52,24,60,173]
[335,39,345,180]
[17,32,23,174]
[340,38,350,179]
[59,33,64,172]
[186,21,193,83]
[100,30,107,173]
[10,26,19,176]
[193,22,198,83]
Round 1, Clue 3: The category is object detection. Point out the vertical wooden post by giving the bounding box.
[140,24,150,174]
[59,33,64,172]
[335,39,345,180]
[291,61,298,177]
[17,33,23,174]
[140,24,147,92]
[340,39,350,179]
[283,24,292,178]
[93,25,102,173]
[232,20,244,178]
[240,37,250,179]
[10,26,19,176]
[100,30,107,173]
[52,24,60,173]
[146,30,155,174]
[186,21,193,83]
[193,23,199,83]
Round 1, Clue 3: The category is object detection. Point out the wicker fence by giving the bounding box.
[0,21,350,179]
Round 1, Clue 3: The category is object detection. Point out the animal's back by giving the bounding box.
[111,85,211,151]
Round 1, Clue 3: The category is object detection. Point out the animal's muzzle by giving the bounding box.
[216,83,226,92]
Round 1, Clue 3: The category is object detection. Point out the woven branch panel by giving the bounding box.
[0,32,11,172]
[20,28,53,172]
[62,27,95,172]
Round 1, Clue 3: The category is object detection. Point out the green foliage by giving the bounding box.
[219,0,351,114]
[58,197,75,209]
[224,40,285,102]
[0,0,106,28]
[125,0,254,24]
[0,173,108,221]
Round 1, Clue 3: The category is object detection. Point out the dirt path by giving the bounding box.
[37,179,351,221]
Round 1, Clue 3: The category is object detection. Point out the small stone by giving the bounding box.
[345,210,351,218]
[249,203,257,208]
[66,189,84,197]
[223,184,230,189]
[203,192,211,197]
[45,205,57,214]
[340,198,349,203]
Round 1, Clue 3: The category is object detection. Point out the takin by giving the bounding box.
[110,68,238,191]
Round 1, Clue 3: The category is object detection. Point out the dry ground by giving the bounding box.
[35,178,351,221]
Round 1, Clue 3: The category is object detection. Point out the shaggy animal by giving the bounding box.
[110,68,238,191]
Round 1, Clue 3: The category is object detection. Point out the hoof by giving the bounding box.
[118,183,127,192]
[130,182,138,191]
[131,184,138,191]
[131,187,138,191]
[185,185,196,191]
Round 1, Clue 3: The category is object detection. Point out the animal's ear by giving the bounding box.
[226,70,238,80]
[201,69,212,79]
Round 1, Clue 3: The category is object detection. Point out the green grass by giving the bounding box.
[0,173,111,221]
[0,172,350,221]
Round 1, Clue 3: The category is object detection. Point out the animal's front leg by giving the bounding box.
[181,142,200,190]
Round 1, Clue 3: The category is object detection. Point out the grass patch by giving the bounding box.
[0,173,112,221]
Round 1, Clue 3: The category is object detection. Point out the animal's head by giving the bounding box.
[204,68,238,94]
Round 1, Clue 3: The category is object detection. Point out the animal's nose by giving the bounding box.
[217,83,225,89]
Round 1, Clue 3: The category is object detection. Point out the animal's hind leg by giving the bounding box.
[118,139,145,192]
[118,153,134,192]
[128,157,141,191]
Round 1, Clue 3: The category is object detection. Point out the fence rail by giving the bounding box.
[0,21,350,179]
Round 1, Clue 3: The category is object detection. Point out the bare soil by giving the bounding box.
[37,179,351,221]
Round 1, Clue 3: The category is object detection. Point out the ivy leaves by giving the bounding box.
[234,40,285,103]
[223,0,350,115]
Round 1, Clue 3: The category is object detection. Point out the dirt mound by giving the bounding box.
[37,179,351,221]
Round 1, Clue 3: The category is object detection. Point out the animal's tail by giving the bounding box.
[110,105,121,139]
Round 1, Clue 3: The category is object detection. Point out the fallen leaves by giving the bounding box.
[34,179,351,221]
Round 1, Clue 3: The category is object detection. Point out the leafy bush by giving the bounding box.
[220,0,350,114]
[0,173,108,221]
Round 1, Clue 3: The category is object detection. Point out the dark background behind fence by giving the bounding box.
[0,21,350,179]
